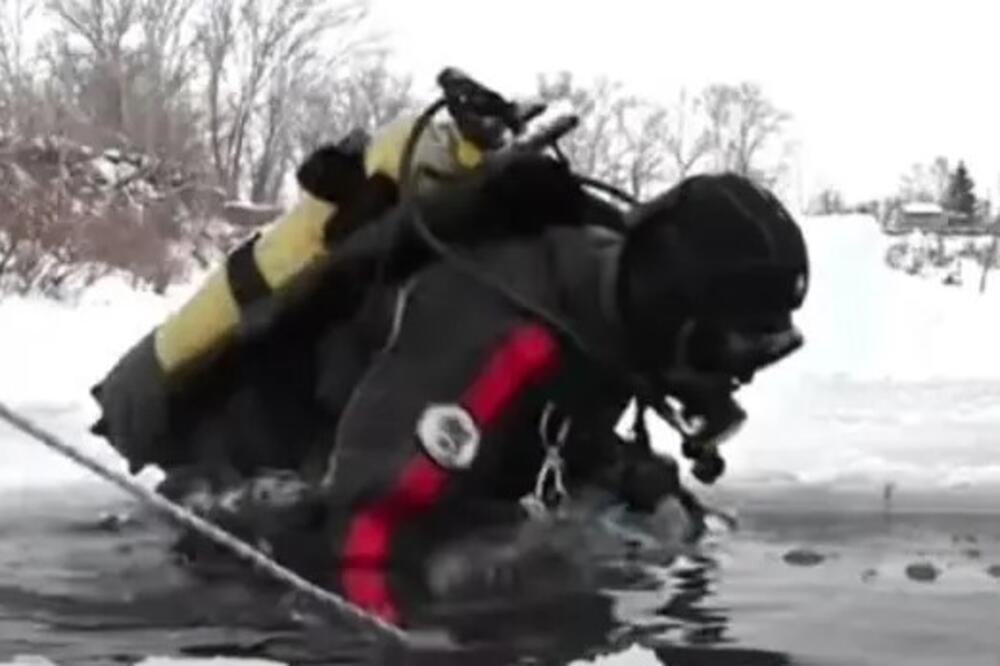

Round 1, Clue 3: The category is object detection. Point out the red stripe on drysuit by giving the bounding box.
[340,456,446,624]
[462,323,561,425]
[339,322,561,622]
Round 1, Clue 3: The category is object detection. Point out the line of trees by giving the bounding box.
[0,0,793,298]
[0,0,418,203]
[0,0,419,295]
[534,73,792,201]
[897,157,988,222]
[809,157,997,225]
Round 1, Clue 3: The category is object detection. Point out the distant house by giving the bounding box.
[885,201,979,235]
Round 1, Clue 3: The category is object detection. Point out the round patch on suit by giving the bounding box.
[416,404,480,470]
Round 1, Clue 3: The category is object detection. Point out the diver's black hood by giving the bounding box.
[613,174,808,482]
[618,172,809,372]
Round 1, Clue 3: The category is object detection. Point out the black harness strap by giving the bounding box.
[226,234,271,308]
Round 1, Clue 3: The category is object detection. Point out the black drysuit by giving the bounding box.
[167,221,675,624]
[315,226,642,623]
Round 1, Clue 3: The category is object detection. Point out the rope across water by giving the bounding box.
[0,400,409,644]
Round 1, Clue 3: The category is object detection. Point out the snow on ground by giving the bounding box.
[0,273,203,489]
[708,216,1000,495]
[3,215,1000,496]
[788,218,1000,381]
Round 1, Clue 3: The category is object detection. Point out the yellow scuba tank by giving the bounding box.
[154,116,484,379]
[93,65,595,474]
[90,113,484,472]
[153,191,336,377]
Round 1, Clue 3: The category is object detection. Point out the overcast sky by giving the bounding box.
[367,0,1000,208]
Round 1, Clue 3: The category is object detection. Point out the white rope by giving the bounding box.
[0,400,408,644]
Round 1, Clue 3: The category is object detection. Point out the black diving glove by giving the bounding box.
[416,151,586,242]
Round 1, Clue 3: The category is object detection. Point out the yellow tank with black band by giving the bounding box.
[153,192,337,376]
[150,116,483,379]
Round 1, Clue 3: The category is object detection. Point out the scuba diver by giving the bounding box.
[88,70,808,625]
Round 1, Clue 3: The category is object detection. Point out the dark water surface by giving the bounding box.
[0,485,998,666]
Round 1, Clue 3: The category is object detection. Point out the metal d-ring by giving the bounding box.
[533,402,571,506]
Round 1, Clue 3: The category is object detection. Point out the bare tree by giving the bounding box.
[611,96,670,199]
[46,0,142,137]
[899,163,934,202]
[196,0,368,201]
[536,73,789,200]
[929,156,950,204]
[702,82,790,185]
[0,0,41,137]
[701,84,738,172]
[248,46,410,204]
[127,0,202,163]
[663,88,712,179]
[247,60,299,203]
[899,158,955,204]
[536,71,677,198]
[536,71,624,187]
[296,50,416,153]
[0,0,386,295]
[898,156,951,205]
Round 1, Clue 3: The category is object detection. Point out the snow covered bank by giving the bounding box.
[711,215,1000,493]
[0,276,201,406]
[785,215,1000,381]
[0,274,202,488]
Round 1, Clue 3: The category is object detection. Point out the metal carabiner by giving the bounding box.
[539,402,571,450]
[532,444,568,505]
[521,402,572,517]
